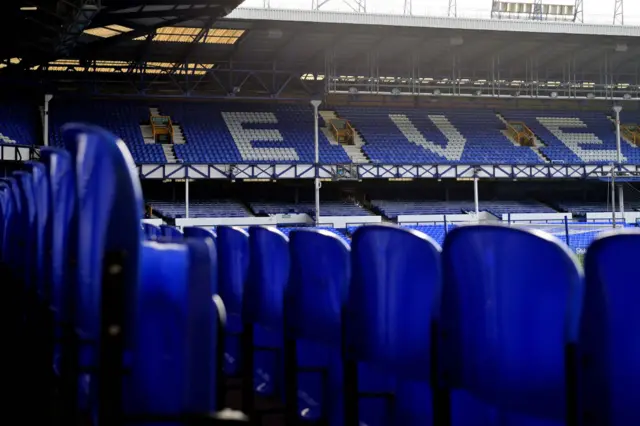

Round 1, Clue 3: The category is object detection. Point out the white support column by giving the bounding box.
[619,184,625,222]
[613,105,623,228]
[185,179,190,219]
[474,175,480,221]
[611,165,617,228]
[44,94,53,146]
[614,105,622,164]
[311,99,322,226]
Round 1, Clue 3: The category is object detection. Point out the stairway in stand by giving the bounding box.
[162,144,177,163]
[319,110,371,164]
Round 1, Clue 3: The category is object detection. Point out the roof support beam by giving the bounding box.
[312,0,366,13]
[613,0,624,25]
[88,5,223,28]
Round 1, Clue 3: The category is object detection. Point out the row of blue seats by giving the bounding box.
[0,124,244,426]
[145,221,639,425]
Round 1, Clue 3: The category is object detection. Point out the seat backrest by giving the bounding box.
[131,238,220,416]
[217,226,249,315]
[14,171,36,287]
[244,226,290,328]
[441,225,583,422]
[63,124,143,415]
[347,224,441,381]
[63,123,143,345]
[26,161,51,300]
[142,223,161,240]
[183,226,216,243]
[579,231,640,426]
[0,182,8,260]
[1,178,19,268]
[39,147,75,322]
[160,224,183,241]
[286,229,350,344]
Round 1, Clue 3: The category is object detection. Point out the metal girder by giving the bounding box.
[574,0,584,23]
[448,0,457,18]
[88,4,223,27]
[403,0,411,16]
[312,0,366,13]
[56,0,102,56]
[614,0,624,25]
[136,163,640,182]
[531,0,543,20]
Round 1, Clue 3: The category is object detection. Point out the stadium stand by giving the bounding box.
[250,200,372,216]
[43,100,640,167]
[48,100,167,163]
[158,103,351,164]
[150,199,252,219]
[0,102,38,145]
[500,110,636,164]
[370,199,555,218]
[476,200,557,216]
[370,200,474,218]
[335,107,544,164]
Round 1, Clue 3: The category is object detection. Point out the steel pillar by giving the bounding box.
[532,0,543,20]
[312,0,366,13]
[614,0,624,25]
[574,0,583,23]
[44,94,53,147]
[185,179,190,219]
[404,0,412,16]
[311,99,322,225]
[448,0,457,17]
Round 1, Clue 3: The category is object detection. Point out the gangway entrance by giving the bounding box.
[506,121,535,146]
[151,115,174,144]
[622,124,640,146]
[328,118,355,145]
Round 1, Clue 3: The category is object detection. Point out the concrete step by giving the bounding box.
[162,144,177,163]
[321,128,340,146]
[149,107,161,116]
[172,125,186,144]
[343,145,370,164]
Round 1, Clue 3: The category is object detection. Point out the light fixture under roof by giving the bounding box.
[83,25,133,38]
[134,27,244,44]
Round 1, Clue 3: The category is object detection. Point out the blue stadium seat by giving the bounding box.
[0,182,6,260]
[241,226,290,415]
[285,229,351,425]
[130,238,222,419]
[183,226,217,242]
[217,226,249,377]
[160,224,184,241]
[14,171,36,289]
[62,122,144,420]
[25,161,51,301]
[579,232,640,426]
[347,225,442,426]
[38,147,75,402]
[142,223,162,240]
[440,225,583,426]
